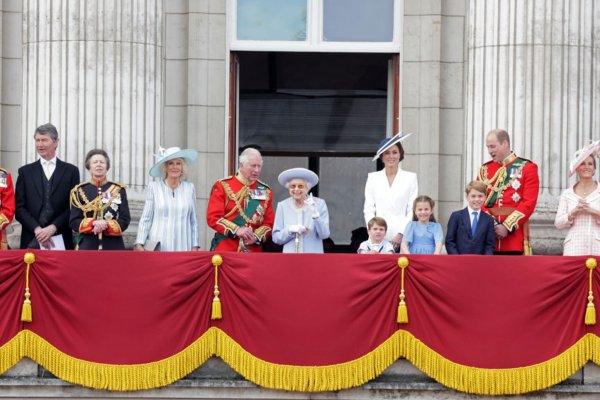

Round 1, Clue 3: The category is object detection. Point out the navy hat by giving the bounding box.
[278,168,319,189]
[372,132,413,161]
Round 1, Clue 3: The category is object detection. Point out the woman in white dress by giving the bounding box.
[272,168,330,253]
[555,141,600,255]
[363,132,418,250]
[134,147,200,251]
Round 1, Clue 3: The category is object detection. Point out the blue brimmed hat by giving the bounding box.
[278,168,319,189]
[149,146,198,177]
[372,132,413,161]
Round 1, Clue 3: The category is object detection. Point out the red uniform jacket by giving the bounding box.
[478,153,540,254]
[206,173,274,252]
[0,169,15,249]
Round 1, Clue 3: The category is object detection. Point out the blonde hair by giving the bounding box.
[160,158,187,180]
[465,180,487,196]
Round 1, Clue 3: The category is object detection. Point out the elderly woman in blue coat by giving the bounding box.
[272,168,330,253]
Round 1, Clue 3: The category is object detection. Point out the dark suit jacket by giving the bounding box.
[445,208,495,255]
[15,159,80,249]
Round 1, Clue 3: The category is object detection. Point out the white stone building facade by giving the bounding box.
[0,0,598,254]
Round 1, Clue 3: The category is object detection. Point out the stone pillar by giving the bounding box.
[22,0,163,193]
[1,2,23,175]
[163,0,226,249]
[465,0,600,253]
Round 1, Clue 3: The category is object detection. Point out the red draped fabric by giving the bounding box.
[0,250,598,394]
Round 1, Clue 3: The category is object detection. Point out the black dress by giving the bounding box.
[69,180,130,250]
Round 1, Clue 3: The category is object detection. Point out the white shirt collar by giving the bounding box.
[39,156,57,166]
[467,206,480,216]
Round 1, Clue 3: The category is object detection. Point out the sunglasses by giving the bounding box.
[289,184,306,189]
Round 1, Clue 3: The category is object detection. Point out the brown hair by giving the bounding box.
[411,195,437,222]
[85,149,110,171]
[379,142,405,163]
[367,216,387,231]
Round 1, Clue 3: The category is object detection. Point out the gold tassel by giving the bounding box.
[21,252,36,322]
[585,258,597,326]
[211,254,223,320]
[397,257,409,324]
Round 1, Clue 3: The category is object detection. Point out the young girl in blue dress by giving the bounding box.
[401,195,443,254]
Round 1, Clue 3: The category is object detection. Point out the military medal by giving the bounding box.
[251,188,267,200]
[511,180,521,190]
[512,193,521,202]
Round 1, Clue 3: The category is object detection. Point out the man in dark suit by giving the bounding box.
[15,123,80,249]
[445,181,495,255]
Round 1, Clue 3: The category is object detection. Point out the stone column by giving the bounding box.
[465,0,600,253]
[22,0,163,193]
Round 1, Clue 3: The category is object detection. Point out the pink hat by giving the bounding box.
[569,140,600,177]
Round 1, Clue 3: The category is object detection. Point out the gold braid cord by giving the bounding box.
[478,164,508,206]
[220,180,269,228]
[70,184,122,218]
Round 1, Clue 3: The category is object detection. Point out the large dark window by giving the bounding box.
[238,52,390,155]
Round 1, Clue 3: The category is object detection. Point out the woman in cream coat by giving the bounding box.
[364,133,418,250]
[555,142,600,255]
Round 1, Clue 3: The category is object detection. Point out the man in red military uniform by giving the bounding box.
[0,168,15,250]
[478,129,540,255]
[207,148,274,252]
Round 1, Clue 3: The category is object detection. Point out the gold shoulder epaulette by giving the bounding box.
[219,175,234,183]
[111,182,128,189]
[256,179,271,189]
[72,182,89,191]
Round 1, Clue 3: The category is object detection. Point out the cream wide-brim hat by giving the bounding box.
[149,146,198,178]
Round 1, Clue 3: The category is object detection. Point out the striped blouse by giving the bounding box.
[136,180,199,251]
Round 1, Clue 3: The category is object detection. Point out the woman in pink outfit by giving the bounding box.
[555,141,600,255]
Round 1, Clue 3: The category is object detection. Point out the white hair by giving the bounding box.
[239,148,262,166]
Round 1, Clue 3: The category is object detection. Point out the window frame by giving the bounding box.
[228,0,403,53]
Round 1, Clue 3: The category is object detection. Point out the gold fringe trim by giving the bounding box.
[215,329,600,395]
[16,329,215,391]
[0,333,25,375]
[215,328,402,392]
[400,331,596,395]
[0,328,598,394]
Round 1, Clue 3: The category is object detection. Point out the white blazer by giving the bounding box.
[363,168,419,240]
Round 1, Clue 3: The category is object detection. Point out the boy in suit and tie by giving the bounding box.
[445,181,495,255]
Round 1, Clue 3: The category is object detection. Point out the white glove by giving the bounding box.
[288,225,307,234]
[304,194,319,219]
